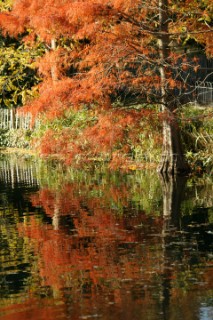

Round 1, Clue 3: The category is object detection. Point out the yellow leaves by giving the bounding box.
[0,0,13,11]
[0,35,43,108]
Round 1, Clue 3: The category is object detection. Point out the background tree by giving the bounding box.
[0,34,44,108]
[0,0,44,109]
[0,0,212,173]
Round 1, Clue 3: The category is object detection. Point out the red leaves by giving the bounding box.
[17,171,164,299]
[35,109,157,168]
[36,49,68,80]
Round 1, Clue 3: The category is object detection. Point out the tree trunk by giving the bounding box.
[158,113,190,174]
[51,38,58,81]
[157,0,190,175]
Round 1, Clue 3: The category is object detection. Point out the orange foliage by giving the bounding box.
[0,13,24,36]
[19,180,164,295]
[0,0,212,162]
[34,109,157,166]
[1,0,210,112]
[16,179,212,319]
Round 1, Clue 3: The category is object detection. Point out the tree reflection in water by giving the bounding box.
[0,156,212,320]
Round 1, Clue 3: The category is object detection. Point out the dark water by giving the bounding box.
[0,155,212,320]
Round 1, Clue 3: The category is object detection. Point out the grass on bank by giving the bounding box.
[181,105,213,174]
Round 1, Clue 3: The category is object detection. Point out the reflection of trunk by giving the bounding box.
[52,206,59,230]
[159,173,187,317]
[160,173,187,226]
[52,193,60,230]
[157,0,189,175]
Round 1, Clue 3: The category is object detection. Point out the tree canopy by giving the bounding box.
[1,1,212,110]
[0,0,212,173]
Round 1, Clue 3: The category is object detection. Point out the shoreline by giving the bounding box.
[0,147,37,156]
[0,147,158,170]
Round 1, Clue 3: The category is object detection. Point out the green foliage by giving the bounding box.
[0,34,44,108]
[0,0,13,11]
[32,108,97,146]
[181,176,213,213]
[31,108,162,167]
[129,126,161,164]
[0,128,32,148]
[180,106,213,174]
[0,0,45,108]
[43,108,97,132]
[35,158,162,216]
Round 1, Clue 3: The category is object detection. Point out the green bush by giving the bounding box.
[0,129,32,148]
[180,105,213,174]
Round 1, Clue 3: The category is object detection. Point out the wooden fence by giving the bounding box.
[0,109,36,130]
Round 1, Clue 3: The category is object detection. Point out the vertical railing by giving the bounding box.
[195,81,213,105]
[0,109,35,130]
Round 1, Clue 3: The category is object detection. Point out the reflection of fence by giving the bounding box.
[0,158,39,188]
[195,81,213,105]
[0,109,34,130]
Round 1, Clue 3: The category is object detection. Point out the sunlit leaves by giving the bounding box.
[0,35,44,108]
[0,0,13,11]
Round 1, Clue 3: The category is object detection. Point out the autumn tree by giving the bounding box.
[0,0,212,174]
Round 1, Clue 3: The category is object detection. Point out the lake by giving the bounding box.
[0,154,212,320]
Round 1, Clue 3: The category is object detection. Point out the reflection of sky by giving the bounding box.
[199,305,213,320]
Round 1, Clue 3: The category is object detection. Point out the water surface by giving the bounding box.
[0,155,212,320]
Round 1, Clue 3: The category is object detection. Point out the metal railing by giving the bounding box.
[195,81,213,105]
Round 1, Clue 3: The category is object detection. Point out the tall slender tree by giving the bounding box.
[0,0,212,173]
